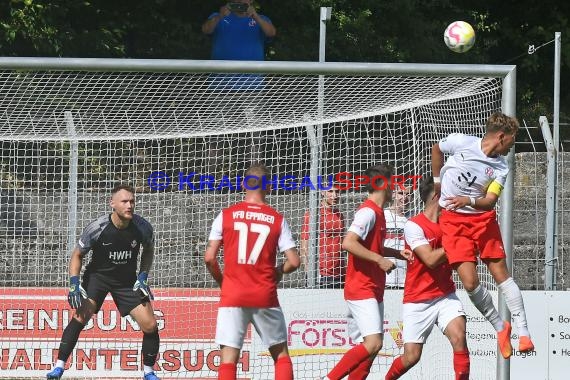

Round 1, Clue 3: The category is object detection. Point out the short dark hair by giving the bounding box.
[486,112,519,134]
[419,176,434,203]
[364,164,394,193]
[111,184,135,196]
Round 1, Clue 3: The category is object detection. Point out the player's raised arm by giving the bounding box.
[431,142,444,179]
[431,143,444,192]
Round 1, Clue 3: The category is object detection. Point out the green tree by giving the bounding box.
[0,0,568,146]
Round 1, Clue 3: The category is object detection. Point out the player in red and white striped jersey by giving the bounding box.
[385,176,469,380]
[323,164,412,380]
[205,163,300,380]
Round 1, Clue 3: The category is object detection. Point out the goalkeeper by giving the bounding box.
[47,185,160,380]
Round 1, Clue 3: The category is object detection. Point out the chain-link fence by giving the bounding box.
[513,119,570,290]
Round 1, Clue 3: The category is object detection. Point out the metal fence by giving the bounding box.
[512,118,569,290]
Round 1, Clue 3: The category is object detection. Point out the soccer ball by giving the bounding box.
[444,21,475,53]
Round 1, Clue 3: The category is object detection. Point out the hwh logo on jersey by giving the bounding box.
[109,250,132,261]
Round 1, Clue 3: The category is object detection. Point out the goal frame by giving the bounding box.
[0,57,516,380]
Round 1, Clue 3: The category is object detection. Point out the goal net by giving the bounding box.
[0,59,510,379]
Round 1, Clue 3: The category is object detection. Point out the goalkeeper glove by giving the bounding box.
[67,276,87,309]
[133,272,154,300]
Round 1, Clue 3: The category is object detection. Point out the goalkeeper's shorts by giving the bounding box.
[83,272,144,316]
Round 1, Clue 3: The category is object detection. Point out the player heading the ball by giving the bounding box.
[432,112,534,359]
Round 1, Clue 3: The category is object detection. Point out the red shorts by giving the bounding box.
[439,209,506,265]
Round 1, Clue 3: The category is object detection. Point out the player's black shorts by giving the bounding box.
[82,272,146,317]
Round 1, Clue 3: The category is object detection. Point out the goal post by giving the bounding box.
[0,57,516,379]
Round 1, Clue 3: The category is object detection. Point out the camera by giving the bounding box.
[227,2,249,13]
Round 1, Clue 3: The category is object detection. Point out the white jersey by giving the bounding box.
[383,209,407,287]
[439,133,509,214]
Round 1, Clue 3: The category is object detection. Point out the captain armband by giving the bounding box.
[487,180,504,197]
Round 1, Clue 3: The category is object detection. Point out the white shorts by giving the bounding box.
[215,306,288,349]
[346,298,384,343]
[402,293,465,344]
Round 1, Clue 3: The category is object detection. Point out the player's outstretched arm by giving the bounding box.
[204,240,223,286]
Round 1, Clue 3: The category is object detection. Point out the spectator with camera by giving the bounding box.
[202,0,276,61]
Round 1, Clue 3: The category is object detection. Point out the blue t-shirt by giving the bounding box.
[207,12,272,61]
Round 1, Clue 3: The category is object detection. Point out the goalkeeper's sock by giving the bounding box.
[385,356,408,380]
[218,363,236,380]
[498,277,530,337]
[142,330,160,366]
[55,360,66,369]
[453,350,470,380]
[347,358,372,380]
[57,318,85,361]
[326,344,369,380]
[275,356,293,380]
[467,284,504,332]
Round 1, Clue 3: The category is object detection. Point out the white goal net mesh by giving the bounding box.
[0,65,505,379]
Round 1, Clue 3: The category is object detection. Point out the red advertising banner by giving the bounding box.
[0,287,251,378]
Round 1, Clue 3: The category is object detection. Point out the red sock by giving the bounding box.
[453,350,470,380]
[347,358,373,380]
[384,356,408,380]
[218,363,236,380]
[275,356,293,380]
[327,344,370,380]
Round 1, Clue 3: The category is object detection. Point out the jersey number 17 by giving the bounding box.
[234,222,270,265]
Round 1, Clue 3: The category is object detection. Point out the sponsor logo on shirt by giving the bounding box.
[109,250,132,264]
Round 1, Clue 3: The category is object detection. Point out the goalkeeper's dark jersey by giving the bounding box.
[77,214,154,287]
